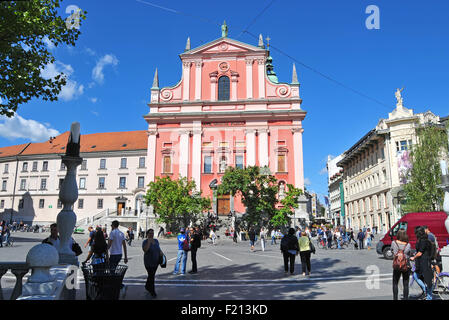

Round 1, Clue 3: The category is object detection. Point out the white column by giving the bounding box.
[195,61,202,100]
[231,72,238,101]
[258,128,269,167]
[245,59,253,99]
[257,58,265,98]
[179,130,190,178]
[210,72,217,102]
[292,127,305,190]
[147,130,157,183]
[192,122,202,191]
[183,61,191,101]
[246,128,256,166]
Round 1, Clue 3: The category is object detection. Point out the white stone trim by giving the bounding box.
[258,127,269,167]
[292,127,304,190]
[245,129,256,166]
[183,62,191,101]
[192,122,202,190]
[195,61,202,100]
[245,59,253,99]
[179,130,190,178]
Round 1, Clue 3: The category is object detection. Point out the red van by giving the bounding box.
[376,211,449,259]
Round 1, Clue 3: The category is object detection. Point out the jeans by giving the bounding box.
[191,248,198,273]
[283,252,295,274]
[337,239,341,249]
[300,251,312,274]
[271,236,276,245]
[0,234,3,247]
[393,269,410,300]
[359,240,364,249]
[109,254,122,270]
[327,238,332,249]
[145,266,158,295]
[413,272,433,300]
[174,249,188,274]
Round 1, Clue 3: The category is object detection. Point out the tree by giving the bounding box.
[217,166,303,229]
[144,176,211,231]
[0,0,87,116]
[403,124,449,213]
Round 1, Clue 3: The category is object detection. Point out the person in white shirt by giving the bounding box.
[107,220,128,270]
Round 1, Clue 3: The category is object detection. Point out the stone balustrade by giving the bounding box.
[0,262,30,300]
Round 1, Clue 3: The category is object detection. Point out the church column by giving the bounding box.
[192,121,202,191]
[209,72,218,102]
[194,61,202,100]
[258,127,269,167]
[231,72,239,101]
[257,58,265,98]
[292,126,305,190]
[183,61,191,101]
[179,130,190,178]
[147,129,158,183]
[245,59,253,99]
[246,128,256,166]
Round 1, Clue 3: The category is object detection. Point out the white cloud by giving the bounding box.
[43,36,55,50]
[40,61,83,101]
[0,114,60,142]
[319,167,328,175]
[85,48,96,56]
[89,97,98,103]
[304,178,312,186]
[92,54,119,84]
[90,110,99,116]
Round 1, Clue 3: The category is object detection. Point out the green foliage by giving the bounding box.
[144,176,211,230]
[0,0,87,116]
[217,166,303,229]
[403,124,449,213]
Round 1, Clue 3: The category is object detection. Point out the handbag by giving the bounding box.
[159,251,167,268]
[309,239,316,254]
[72,240,83,256]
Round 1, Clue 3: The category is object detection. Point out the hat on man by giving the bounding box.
[180,228,185,233]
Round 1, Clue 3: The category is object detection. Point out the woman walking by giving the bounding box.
[142,229,162,298]
[410,226,434,300]
[299,231,312,276]
[391,229,411,300]
[82,227,109,272]
[280,228,299,275]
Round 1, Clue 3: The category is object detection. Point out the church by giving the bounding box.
[145,22,307,216]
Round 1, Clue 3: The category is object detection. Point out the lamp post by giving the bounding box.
[439,125,449,281]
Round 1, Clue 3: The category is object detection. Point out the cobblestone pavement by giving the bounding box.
[0,232,426,300]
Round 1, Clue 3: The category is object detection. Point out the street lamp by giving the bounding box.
[393,189,406,218]
[438,125,449,281]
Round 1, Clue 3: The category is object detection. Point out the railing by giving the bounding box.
[0,263,30,300]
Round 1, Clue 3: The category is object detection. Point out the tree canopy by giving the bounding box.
[0,0,87,116]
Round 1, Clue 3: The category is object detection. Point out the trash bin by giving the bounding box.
[81,264,128,300]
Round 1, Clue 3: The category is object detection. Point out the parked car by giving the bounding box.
[376,211,449,259]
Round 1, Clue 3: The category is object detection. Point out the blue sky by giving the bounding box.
[1,0,449,204]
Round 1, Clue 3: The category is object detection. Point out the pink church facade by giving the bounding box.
[145,31,306,215]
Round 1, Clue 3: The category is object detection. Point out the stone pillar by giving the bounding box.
[192,124,202,191]
[147,129,157,183]
[194,61,202,100]
[209,71,218,102]
[179,130,190,178]
[257,58,265,98]
[292,126,305,190]
[183,61,191,101]
[258,127,269,167]
[231,71,239,101]
[245,59,253,99]
[57,155,82,266]
[245,128,256,166]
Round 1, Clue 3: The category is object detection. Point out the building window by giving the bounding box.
[120,158,127,169]
[79,177,86,189]
[277,154,287,172]
[163,156,171,173]
[119,177,126,189]
[39,199,45,209]
[78,199,84,209]
[204,156,212,173]
[100,159,106,169]
[19,199,24,209]
[0,200,4,209]
[1,180,6,191]
[139,157,146,168]
[57,199,62,209]
[3,164,8,174]
[219,156,227,173]
[97,198,103,209]
[218,76,230,101]
[20,179,26,190]
[32,161,38,172]
[22,162,28,172]
[81,160,87,170]
[138,176,145,189]
[235,155,244,169]
[98,177,105,189]
[59,178,64,190]
[40,178,47,190]
[384,192,389,208]
[42,161,48,171]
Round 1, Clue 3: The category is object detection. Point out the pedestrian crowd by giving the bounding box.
[316,225,375,250]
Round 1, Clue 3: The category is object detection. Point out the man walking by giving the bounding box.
[357,229,365,250]
[173,228,189,275]
[126,227,134,246]
[189,227,201,274]
[271,229,276,245]
[248,227,256,251]
[108,220,128,269]
[84,226,96,249]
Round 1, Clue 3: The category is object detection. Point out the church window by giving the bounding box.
[218,76,230,101]
[163,156,171,174]
[277,154,286,173]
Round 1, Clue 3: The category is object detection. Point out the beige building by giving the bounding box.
[0,130,154,231]
[337,90,441,232]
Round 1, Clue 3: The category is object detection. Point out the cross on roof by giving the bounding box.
[265,36,271,48]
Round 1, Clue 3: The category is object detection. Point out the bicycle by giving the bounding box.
[316,236,327,249]
[2,236,14,247]
[407,261,449,300]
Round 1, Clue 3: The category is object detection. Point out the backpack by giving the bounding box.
[429,239,438,260]
[392,241,409,272]
[182,237,191,251]
[280,236,289,252]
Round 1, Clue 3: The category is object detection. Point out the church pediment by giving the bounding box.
[180,37,266,57]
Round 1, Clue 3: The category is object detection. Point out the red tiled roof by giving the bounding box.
[0,131,148,157]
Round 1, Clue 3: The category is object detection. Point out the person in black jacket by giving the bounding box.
[248,227,256,251]
[280,228,299,275]
[189,227,202,274]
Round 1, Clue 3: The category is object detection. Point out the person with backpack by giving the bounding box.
[280,228,299,275]
[392,229,411,300]
[248,227,256,252]
[357,229,365,250]
[82,227,109,273]
[410,226,434,300]
[173,228,189,275]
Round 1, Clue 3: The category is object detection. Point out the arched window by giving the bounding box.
[218,76,230,101]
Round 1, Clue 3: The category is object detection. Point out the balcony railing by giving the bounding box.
[0,262,30,300]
